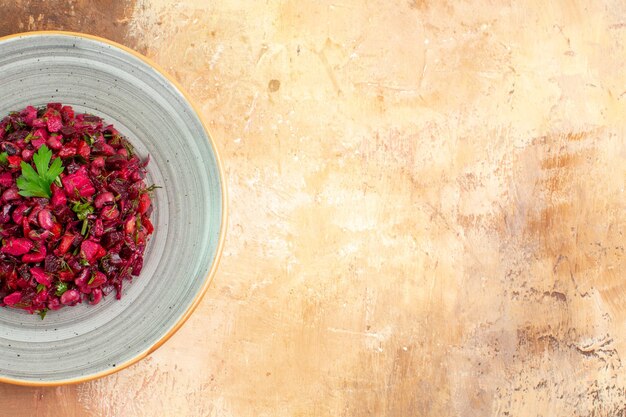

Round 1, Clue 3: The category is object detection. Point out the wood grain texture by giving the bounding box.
[0,0,624,415]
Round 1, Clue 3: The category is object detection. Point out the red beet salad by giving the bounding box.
[0,104,155,318]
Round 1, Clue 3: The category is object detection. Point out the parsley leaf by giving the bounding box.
[36,283,46,293]
[38,308,48,320]
[0,152,8,165]
[16,145,64,198]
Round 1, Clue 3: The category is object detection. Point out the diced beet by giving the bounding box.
[31,128,49,150]
[52,205,73,224]
[132,255,144,275]
[7,155,21,168]
[58,271,74,282]
[56,233,75,255]
[44,255,61,273]
[32,118,46,128]
[102,231,123,248]
[47,134,63,151]
[80,240,105,263]
[46,115,63,133]
[1,238,34,256]
[60,125,75,137]
[99,143,116,156]
[49,222,62,238]
[62,167,95,198]
[77,140,91,159]
[21,106,37,126]
[61,106,75,123]
[50,185,67,207]
[88,271,107,288]
[0,172,13,188]
[138,193,151,214]
[58,146,77,158]
[92,218,104,237]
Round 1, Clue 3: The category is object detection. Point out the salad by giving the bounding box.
[0,104,155,318]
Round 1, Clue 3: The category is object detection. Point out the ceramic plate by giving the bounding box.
[0,31,226,385]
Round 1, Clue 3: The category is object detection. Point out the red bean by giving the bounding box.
[89,288,103,305]
[2,187,20,202]
[38,209,54,230]
[94,192,114,209]
[60,289,80,306]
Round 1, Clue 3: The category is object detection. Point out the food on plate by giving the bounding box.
[0,104,155,318]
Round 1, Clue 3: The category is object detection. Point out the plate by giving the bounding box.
[0,31,226,385]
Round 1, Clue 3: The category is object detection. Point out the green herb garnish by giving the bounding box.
[16,145,64,198]
[87,273,95,285]
[81,220,90,236]
[37,308,48,320]
[36,283,46,293]
[55,281,68,297]
[60,259,73,272]
[71,200,94,220]
[0,152,8,165]
[83,133,95,146]
[71,200,95,236]
[144,184,162,194]
[121,138,134,156]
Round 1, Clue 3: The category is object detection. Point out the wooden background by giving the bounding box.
[0,1,624,416]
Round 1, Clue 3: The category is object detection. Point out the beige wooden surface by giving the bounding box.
[0,1,625,416]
